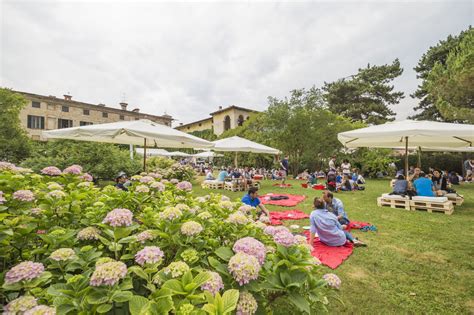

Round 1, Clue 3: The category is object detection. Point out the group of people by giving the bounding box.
[240,187,366,248]
[391,166,461,197]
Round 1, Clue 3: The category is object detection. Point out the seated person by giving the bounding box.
[335,172,343,184]
[340,175,354,191]
[297,169,309,180]
[115,172,129,191]
[413,172,438,197]
[317,170,326,179]
[307,172,317,185]
[326,171,337,192]
[391,174,408,195]
[241,187,270,218]
[355,172,365,185]
[231,169,243,180]
[322,191,350,226]
[448,171,460,185]
[309,198,366,247]
[205,169,215,180]
[431,169,447,195]
[217,168,229,182]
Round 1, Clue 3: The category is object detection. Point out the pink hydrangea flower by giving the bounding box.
[24,305,56,315]
[236,291,258,315]
[63,165,83,175]
[135,185,150,193]
[49,248,76,261]
[238,205,253,214]
[159,207,182,220]
[0,191,6,204]
[200,271,224,295]
[90,261,127,286]
[41,166,62,176]
[77,227,100,240]
[30,207,43,216]
[135,246,164,266]
[177,181,192,191]
[12,190,35,202]
[226,212,249,225]
[79,173,93,182]
[263,226,289,236]
[150,181,165,192]
[5,261,45,284]
[136,230,155,243]
[233,237,266,265]
[273,230,296,247]
[323,273,341,289]
[228,252,260,286]
[102,208,133,227]
[0,161,17,172]
[3,295,38,314]
[47,190,66,199]
[139,176,155,184]
[180,221,203,236]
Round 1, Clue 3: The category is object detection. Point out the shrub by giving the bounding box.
[0,162,335,314]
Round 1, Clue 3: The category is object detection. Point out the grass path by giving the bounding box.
[192,177,474,314]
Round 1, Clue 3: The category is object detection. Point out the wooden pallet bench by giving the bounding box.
[446,193,464,206]
[410,197,454,215]
[202,181,224,190]
[377,194,411,210]
[224,181,245,192]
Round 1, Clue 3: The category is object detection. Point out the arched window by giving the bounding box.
[224,115,231,131]
[237,115,244,126]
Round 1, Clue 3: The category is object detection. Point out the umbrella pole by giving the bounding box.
[417,146,422,168]
[143,139,147,172]
[405,137,409,178]
[234,152,238,168]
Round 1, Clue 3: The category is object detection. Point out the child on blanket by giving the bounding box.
[309,198,366,247]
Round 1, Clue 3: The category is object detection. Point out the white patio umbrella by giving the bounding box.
[193,151,224,158]
[338,120,474,176]
[43,119,214,170]
[135,148,172,157]
[212,136,280,167]
[169,151,191,157]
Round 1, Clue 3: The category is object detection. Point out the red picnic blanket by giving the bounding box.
[346,221,372,231]
[260,193,306,207]
[303,230,353,269]
[269,210,309,225]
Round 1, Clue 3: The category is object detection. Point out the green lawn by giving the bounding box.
[192,177,474,314]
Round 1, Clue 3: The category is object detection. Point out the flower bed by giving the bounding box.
[0,162,337,314]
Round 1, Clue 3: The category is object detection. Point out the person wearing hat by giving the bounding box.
[115,172,129,191]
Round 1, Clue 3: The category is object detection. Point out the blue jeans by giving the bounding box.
[344,230,355,242]
[339,217,350,226]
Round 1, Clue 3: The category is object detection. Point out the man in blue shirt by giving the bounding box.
[413,172,436,197]
[217,168,229,182]
[322,191,350,226]
[241,187,269,218]
[309,198,366,247]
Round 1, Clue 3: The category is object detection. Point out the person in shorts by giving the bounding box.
[280,155,289,184]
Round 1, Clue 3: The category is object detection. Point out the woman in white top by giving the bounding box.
[341,159,351,176]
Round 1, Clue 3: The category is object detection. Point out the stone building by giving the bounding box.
[16,91,173,141]
[176,105,259,136]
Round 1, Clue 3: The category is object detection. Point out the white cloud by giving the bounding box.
[1,0,472,125]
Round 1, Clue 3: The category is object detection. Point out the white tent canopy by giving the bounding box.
[338,120,474,149]
[193,151,223,158]
[43,119,214,148]
[169,151,191,157]
[212,136,280,154]
[135,148,172,157]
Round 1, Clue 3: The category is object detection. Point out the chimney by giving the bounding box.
[219,106,222,110]
[120,102,128,111]
[98,103,106,107]
[132,108,140,113]
[180,123,183,126]
[64,94,72,101]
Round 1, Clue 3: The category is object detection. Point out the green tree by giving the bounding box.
[426,28,474,123]
[21,140,142,179]
[410,27,472,121]
[0,88,31,163]
[190,129,217,141]
[323,59,404,124]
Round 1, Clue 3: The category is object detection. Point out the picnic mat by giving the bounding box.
[269,210,309,225]
[272,183,292,188]
[303,230,353,269]
[260,193,306,207]
[347,221,372,231]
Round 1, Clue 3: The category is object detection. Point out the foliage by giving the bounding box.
[191,129,218,141]
[151,162,195,181]
[146,156,175,170]
[322,59,404,124]
[0,88,32,163]
[351,149,397,178]
[0,164,334,314]
[426,28,474,123]
[410,27,472,121]
[21,140,142,180]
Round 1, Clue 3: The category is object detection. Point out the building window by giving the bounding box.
[83,109,90,115]
[198,123,202,127]
[58,119,73,129]
[224,115,231,131]
[27,115,45,129]
[237,115,244,126]
[135,117,139,120]
[120,115,125,120]
[62,106,69,112]
[32,101,41,108]
[102,112,108,118]
[80,121,93,126]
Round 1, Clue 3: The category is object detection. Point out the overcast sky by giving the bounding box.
[1,1,472,126]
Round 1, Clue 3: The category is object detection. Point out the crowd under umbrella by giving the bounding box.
[42,119,214,171]
[337,119,474,177]
[211,136,280,167]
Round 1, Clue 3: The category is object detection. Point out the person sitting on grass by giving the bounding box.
[241,187,270,218]
[322,191,350,226]
[413,172,440,197]
[309,198,366,247]
[340,175,355,191]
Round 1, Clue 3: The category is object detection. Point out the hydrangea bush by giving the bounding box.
[0,162,335,314]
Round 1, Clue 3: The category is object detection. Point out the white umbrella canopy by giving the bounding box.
[193,151,223,158]
[212,136,280,154]
[338,120,474,149]
[43,119,214,148]
[135,148,172,157]
[169,151,191,157]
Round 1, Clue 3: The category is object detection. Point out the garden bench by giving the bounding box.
[377,193,411,210]
[410,196,454,215]
[445,193,464,206]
